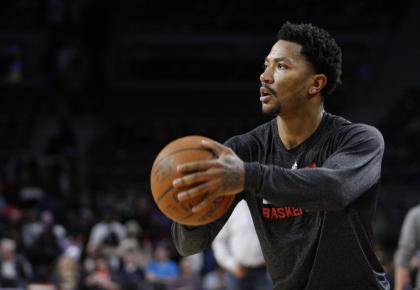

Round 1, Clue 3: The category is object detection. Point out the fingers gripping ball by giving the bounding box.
[150,136,234,226]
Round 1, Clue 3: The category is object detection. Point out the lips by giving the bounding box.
[260,95,272,102]
[260,86,274,102]
[260,86,272,97]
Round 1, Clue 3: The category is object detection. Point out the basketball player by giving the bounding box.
[170,22,390,289]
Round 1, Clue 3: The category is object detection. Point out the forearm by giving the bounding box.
[394,266,411,290]
[171,223,214,256]
[171,195,241,256]
[244,161,380,210]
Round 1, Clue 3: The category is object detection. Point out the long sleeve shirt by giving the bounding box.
[171,112,390,290]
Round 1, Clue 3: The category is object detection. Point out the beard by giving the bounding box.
[261,101,281,116]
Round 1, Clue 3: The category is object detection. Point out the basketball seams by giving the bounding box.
[177,195,235,225]
[178,212,195,222]
[157,184,233,225]
[150,136,233,226]
[152,147,217,173]
[156,185,174,204]
[152,147,217,205]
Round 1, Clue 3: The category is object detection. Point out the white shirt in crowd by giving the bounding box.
[212,200,265,272]
[89,221,127,244]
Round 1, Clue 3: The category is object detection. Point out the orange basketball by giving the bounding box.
[150,136,234,226]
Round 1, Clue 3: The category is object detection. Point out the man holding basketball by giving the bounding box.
[170,22,390,289]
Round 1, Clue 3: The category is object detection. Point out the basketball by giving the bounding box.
[150,136,235,226]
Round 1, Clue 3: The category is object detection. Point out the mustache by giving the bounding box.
[262,83,277,96]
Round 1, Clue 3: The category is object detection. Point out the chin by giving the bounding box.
[261,104,281,116]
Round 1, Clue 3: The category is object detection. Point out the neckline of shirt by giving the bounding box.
[272,111,330,155]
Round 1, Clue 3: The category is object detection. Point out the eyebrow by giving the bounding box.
[265,56,293,64]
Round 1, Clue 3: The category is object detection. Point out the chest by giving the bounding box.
[243,136,338,237]
[253,134,337,170]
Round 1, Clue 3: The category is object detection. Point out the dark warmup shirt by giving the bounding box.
[171,112,390,290]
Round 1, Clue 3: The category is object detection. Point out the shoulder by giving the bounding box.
[344,123,383,145]
[90,222,106,232]
[327,113,384,150]
[223,119,274,161]
[111,221,126,230]
[405,205,420,221]
[224,119,274,150]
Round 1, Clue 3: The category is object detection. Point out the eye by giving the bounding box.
[277,63,288,70]
[262,63,269,70]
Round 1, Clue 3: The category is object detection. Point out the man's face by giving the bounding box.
[260,40,315,116]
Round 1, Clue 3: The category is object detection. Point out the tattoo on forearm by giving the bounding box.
[221,156,242,191]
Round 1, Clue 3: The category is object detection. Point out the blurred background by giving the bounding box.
[0,0,419,289]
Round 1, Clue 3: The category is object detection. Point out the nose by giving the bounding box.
[260,68,274,84]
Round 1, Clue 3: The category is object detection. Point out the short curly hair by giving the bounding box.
[277,21,342,97]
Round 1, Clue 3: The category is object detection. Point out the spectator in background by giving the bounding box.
[212,200,272,290]
[83,242,102,275]
[185,252,204,276]
[117,219,152,269]
[202,266,226,290]
[51,253,80,290]
[21,209,45,250]
[169,256,202,290]
[22,210,61,281]
[89,211,127,246]
[81,255,120,290]
[0,204,23,246]
[0,238,33,288]
[67,194,95,240]
[117,248,148,290]
[145,241,179,290]
[395,204,420,290]
[89,209,127,270]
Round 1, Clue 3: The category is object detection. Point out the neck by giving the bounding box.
[277,105,324,150]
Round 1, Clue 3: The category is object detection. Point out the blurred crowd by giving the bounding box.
[0,156,230,290]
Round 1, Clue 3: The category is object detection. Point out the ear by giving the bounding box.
[308,74,327,97]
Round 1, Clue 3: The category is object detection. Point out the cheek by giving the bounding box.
[273,73,295,90]
[275,74,309,96]
[273,80,294,97]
